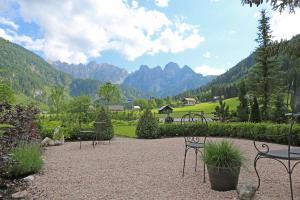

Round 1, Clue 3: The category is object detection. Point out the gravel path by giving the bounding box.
[29,137,300,200]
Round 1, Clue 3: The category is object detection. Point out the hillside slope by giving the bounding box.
[0,38,147,103]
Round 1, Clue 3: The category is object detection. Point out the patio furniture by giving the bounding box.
[253,113,300,200]
[181,111,208,183]
[79,121,106,149]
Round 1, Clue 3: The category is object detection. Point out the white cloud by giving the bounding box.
[194,64,225,76]
[203,51,211,58]
[154,0,169,7]
[8,0,203,64]
[0,17,19,30]
[210,0,220,2]
[0,28,44,51]
[271,8,300,40]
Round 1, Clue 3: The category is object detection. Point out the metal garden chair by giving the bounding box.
[181,112,208,183]
[253,113,300,200]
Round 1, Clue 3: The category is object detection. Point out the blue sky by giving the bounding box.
[0,0,299,75]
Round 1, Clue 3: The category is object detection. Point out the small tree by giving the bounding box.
[136,108,159,139]
[272,94,288,123]
[214,99,229,122]
[250,96,261,122]
[98,82,121,108]
[94,107,114,141]
[50,86,64,116]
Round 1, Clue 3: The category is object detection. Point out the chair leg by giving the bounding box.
[203,149,206,183]
[182,148,188,177]
[195,149,198,172]
[254,154,261,190]
[289,171,294,200]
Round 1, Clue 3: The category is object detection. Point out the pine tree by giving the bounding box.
[136,108,159,138]
[94,107,114,141]
[248,10,279,120]
[250,96,261,123]
[237,80,249,121]
[272,94,288,123]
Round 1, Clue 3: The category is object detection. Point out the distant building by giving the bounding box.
[158,105,173,114]
[108,105,124,111]
[183,98,197,106]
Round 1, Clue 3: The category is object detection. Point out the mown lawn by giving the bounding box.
[113,120,137,138]
[154,97,239,118]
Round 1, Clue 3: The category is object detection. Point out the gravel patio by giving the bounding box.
[29,137,300,200]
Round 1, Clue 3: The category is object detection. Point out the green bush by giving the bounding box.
[7,143,43,178]
[94,107,114,141]
[159,122,300,145]
[203,140,244,168]
[136,108,159,139]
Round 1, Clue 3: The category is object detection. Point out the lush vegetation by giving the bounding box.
[7,143,43,178]
[0,102,43,180]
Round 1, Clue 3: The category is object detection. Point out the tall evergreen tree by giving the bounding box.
[250,96,261,123]
[272,94,288,123]
[237,80,249,121]
[248,10,278,120]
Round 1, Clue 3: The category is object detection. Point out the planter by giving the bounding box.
[207,165,240,191]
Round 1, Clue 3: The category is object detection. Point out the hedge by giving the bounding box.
[159,122,300,145]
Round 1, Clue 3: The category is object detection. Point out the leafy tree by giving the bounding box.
[136,108,159,139]
[242,0,300,13]
[248,10,279,120]
[249,96,261,122]
[98,82,120,108]
[94,107,114,141]
[50,86,64,115]
[0,81,14,103]
[272,94,288,123]
[134,98,148,110]
[214,99,229,122]
[67,96,91,124]
[236,80,249,121]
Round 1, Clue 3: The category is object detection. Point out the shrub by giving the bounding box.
[94,107,114,140]
[7,143,43,178]
[203,140,244,168]
[136,108,159,139]
[158,122,300,145]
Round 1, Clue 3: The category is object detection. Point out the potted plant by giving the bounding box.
[202,140,244,191]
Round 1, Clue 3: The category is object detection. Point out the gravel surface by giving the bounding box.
[29,137,300,200]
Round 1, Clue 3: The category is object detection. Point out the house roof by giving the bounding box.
[159,105,173,111]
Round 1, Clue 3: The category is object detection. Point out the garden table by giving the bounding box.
[254,113,300,200]
[79,122,106,149]
[79,130,96,149]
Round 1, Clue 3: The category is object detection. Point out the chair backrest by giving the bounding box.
[287,113,300,157]
[181,112,208,144]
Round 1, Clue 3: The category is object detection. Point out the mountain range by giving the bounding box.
[53,59,215,97]
[52,61,128,84]
[123,63,215,97]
